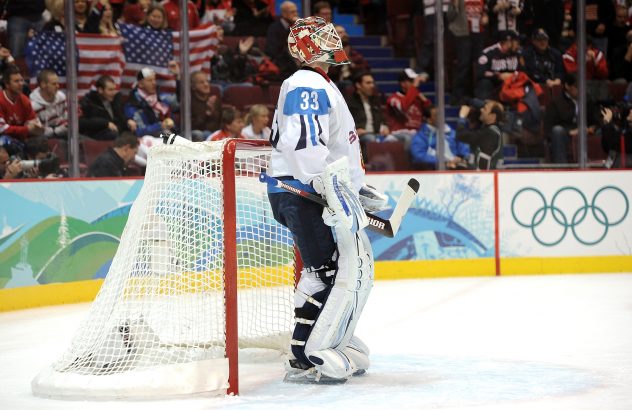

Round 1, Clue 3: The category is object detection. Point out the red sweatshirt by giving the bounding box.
[0,90,37,140]
[386,87,431,131]
[562,43,609,80]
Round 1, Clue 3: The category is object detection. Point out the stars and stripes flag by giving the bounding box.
[120,23,219,94]
[27,24,219,96]
[172,23,219,77]
[119,23,175,93]
[26,31,125,97]
[77,33,125,95]
[26,31,68,88]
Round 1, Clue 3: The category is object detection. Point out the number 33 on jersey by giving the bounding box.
[269,68,365,191]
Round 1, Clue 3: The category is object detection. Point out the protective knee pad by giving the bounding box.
[303,228,374,378]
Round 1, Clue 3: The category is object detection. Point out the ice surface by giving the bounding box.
[1,273,631,410]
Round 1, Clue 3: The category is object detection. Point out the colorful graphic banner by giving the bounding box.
[0,173,495,290]
[0,180,143,289]
[366,173,495,261]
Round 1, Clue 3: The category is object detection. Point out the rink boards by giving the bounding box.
[1,170,631,310]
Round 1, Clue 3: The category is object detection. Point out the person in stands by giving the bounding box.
[190,71,222,141]
[385,69,431,149]
[0,65,44,142]
[125,67,179,138]
[242,104,271,140]
[29,69,68,139]
[80,75,137,140]
[87,131,139,177]
[207,106,245,140]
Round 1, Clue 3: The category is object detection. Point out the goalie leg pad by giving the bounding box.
[343,335,370,375]
[303,227,374,379]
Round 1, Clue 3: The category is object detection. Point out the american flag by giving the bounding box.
[27,31,68,88]
[26,24,218,96]
[120,23,219,94]
[172,23,219,77]
[76,33,125,95]
[120,23,176,94]
[26,31,125,97]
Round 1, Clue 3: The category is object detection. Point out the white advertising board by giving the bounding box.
[498,171,632,257]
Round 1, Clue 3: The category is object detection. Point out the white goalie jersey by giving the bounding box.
[268,68,365,192]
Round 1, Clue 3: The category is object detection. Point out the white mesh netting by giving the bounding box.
[32,140,295,399]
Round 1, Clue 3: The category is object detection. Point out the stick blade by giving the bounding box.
[388,178,420,237]
[407,178,420,193]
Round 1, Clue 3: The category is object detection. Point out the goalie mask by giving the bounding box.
[288,16,350,66]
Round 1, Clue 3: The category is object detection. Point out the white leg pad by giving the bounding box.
[343,335,370,372]
[304,227,374,378]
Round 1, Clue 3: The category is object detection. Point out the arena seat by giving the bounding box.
[570,132,607,164]
[210,84,222,99]
[48,138,88,175]
[223,85,266,111]
[386,0,414,57]
[608,81,628,102]
[366,141,410,171]
[47,138,68,163]
[81,138,115,167]
[265,84,281,106]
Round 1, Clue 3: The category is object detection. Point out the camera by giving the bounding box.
[10,154,61,177]
[601,101,632,126]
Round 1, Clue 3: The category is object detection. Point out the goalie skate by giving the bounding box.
[283,356,366,384]
[283,359,348,385]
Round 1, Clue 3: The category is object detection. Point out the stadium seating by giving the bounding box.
[81,139,114,167]
[210,84,222,99]
[385,0,414,57]
[265,84,281,106]
[570,132,608,164]
[366,141,410,171]
[223,85,266,111]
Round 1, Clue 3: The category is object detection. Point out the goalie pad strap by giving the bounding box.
[295,289,323,309]
[291,340,306,346]
[295,318,315,325]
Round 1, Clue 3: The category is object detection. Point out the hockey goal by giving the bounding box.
[32,139,298,398]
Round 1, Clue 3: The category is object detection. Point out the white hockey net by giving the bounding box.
[32,139,295,399]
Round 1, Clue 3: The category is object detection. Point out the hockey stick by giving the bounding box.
[259,173,419,238]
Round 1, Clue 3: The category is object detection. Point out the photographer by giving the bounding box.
[601,105,632,168]
[23,137,63,178]
[455,100,504,170]
[0,141,22,180]
[0,137,62,179]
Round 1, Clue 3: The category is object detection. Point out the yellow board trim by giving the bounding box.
[375,259,496,280]
[0,279,104,312]
[2,256,631,312]
[501,255,632,275]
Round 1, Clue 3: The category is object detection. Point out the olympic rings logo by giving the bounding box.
[511,186,629,246]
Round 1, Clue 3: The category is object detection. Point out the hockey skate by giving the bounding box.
[283,359,348,384]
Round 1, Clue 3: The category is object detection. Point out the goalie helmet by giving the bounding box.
[288,16,350,66]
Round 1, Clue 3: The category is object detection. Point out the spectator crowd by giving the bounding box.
[1,0,631,180]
